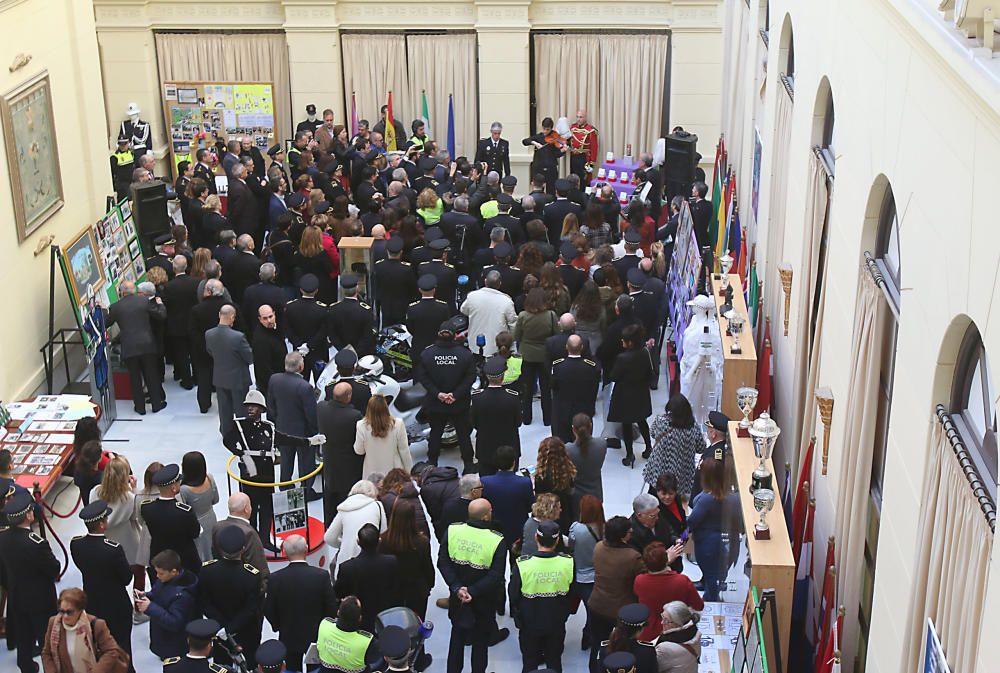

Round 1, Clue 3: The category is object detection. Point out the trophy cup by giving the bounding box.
[748,412,780,494]
[736,387,758,437]
[720,285,734,317]
[598,167,606,180]
[752,488,775,540]
[725,310,745,354]
[608,170,617,182]
[717,254,734,293]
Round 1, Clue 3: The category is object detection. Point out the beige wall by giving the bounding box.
[0,0,109,400]
[724,0,1000,672]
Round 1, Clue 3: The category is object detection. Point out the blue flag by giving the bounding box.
[447,94,456,159]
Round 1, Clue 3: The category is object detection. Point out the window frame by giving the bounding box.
[873,188,901,314]
[949,324,998,507]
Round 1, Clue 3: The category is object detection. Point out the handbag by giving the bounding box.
[89,618,130,673]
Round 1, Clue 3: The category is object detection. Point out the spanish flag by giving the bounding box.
[708,139,725,251]
[385,91,397,152]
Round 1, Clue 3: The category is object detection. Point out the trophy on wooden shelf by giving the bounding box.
[736,387,758,438]
[720,284,735,317]
[725,309,745,353]
[717,253,734,290]
[748,412,780,494]
[752,488,776,540]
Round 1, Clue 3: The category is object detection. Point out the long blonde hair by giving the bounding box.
[364,395,393,438]
[97,456,133,504]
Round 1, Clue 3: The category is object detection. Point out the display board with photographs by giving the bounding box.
[162,81,275,179]
[667,199,703,360]
[272,487,307,534]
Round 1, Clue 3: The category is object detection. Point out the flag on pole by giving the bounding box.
[421,90,431,139]
[816,606,843,673]
[753,318,772,417]
[789,498,817,671]
[730,210,743,272]
[716,173,734,259]
[350,92,359,137]
[814,537,838,666]
[782,463,793,534]
[385,91,397,151]
[792,438,815,561]
[737,226,749,285]
[446,94,456,159]
[747,258,760,328]
[708,139,725,253]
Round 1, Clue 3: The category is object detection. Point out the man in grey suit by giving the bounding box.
[205,304,253,436]
[266,352,320,499]
[106,281,167,414]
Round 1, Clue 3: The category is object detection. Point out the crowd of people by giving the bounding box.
[0,104,744,673]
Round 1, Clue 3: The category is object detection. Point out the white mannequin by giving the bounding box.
[680,294,723,428]
[119,102,151,157]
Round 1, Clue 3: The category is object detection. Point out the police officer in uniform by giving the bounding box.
[255,639,287,673]
[162,618,228,673]
[483,194,526,249]
[418,240,458,310]
[437,498,507,673]
[224,390,310,547]
[327,274,376,356]
[378,625,414,673]
[510,519,575,672]
[470,356,521,476]
[480,242,525,299]
[406,275,452,383]
[199,525,265,669]
[0,490,59,673]
[596,604,658,673]
[330,349,372,415]
[141,464,202,575]
[690,410,731,502]
[412,156,440,195]
[284,274,330,384]
[316,596,381,673]
[373,237,416,326]
[70,500,133,662]
[110,136,135,201]
[420,321,478,471]
[549,335,601,443]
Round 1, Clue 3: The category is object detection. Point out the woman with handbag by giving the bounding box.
[608,323,654,467]
[567,495,605,651]
[41,588,129,673]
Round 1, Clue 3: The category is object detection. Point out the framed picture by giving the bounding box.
[122,217,135,239]
[128,237,141,260]
[63,226,105,304]
[132,255,146,279]
[120,264,136,286]
[2,71,64,242]
[118,198,131,221]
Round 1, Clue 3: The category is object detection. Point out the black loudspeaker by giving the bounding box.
[665,131,698,184]
[130,181,170,256]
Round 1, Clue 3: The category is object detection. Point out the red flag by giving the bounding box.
[737,227,748,285]
[754,318,772,416]
[792,438,815,560]
[815,606,843,673]
[814,537,837,670]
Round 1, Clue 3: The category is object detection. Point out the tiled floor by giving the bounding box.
[1,378,748,673]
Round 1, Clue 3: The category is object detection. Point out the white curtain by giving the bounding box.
[154,32,292,139]
[789,154,830,481]
[903,420,993,673]
[726,0,750,173]
[832,270,886,670]
[405,33,478,158]
[533,33,669,163]
[341,34,410,130]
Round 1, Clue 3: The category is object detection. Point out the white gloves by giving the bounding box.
[297,344,310,356]
[308,434,327,446]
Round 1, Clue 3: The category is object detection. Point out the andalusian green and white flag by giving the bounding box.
[421,90,431,139]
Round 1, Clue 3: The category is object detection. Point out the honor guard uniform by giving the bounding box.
[549,350,601,444]
[378,625,414,672]
[406,275,452,382]
[418,239,458,310]
[569,118,598,187]
[199,525,265,669]
[120,102,152,159]
[479,242,526,299]
[470,356,522,476]
[0,490,59,673]
[373,237,416,326]
[284,274,330,382]
[256,639,287,673]
[296,104,323,136]
[110,136,135,201]
[509,520,575,673]
[70,500,134,660]
[163,619,228,673]
[332,349,372,415]
[597,604,658,673]
[327,274,377,356]
[141,464,203,575]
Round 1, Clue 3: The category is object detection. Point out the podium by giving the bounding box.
[337,237,375,302]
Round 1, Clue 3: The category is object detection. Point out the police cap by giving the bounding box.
[438,320,456,336]
[423,226,444,243]
[153,233,175,247]
[320,156,339,174]
[3,489,32,520]
[298,273,319,293]
[493,241,513,259]
[559,241,578,260]
[305,104,317,115]
[617,603,649,628]
[602,651,637,673]
[79,499,112,524]
[151,464,182,487]
[497,193,514,207]
[706,410,731,432]
[627,267,647,288]
[216,524,247,556]
[334,349,358,368]
[313,200,331,215]
[378,625,411,660]
[256,640,287,672]
[536,519,561,546]
[418,274,438,291]
[340,274,359,289]
[419,156,437,172]
[623,228,642,245]
[286,192,306,208]
[386,237,404,254]
[429,238,450,251]
[501,175,517,187]
[554,179,571,193]
[185,618,221,641]
[267,144,283,157]
[483,356,507,378]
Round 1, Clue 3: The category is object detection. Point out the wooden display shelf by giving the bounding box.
[730,421,794,673]
[710,274,757,420]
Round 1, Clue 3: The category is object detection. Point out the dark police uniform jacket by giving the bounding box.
[419,339,477,415]
[283,296,329,353]
[550,355,601,423]
[474,137,511,177]
[0,526,59,628]
[198,558,264,643]
[417,260,459,310]
[141,497,202,573]
[163,654,228,673]
[470,386,522,466]
[327,297,376,356]
[69,533,132,639]
[373,258,416,325]
[406,297,452,365]
[479,264,525,299]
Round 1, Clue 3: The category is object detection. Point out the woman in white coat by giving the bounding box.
[353,395,411,477]
[91,456,140,580]
[654,601,702,673]
[323,479,387,576]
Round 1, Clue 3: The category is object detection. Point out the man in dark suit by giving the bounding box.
[438,195,482,273]
[106,280,167,414]
[267,352,320,498]
[263,534,338,672]
[193,148,217,194]
[480,445,534,550]
[190,279,228,413]
[689,181,713,250]
[639,153,663,221]
[544,313,592,368]
[251,304,286,398]
[354,166,381,214]
[317,382,364,525]
[222,234,262,305]
[213,492,270,576]
[474,122,511,178]
[242,263,286,340]
[556,242,587,300]
[204,304,254,437]
[227,163,261,245]
[542,180,582,246]
[549,335,601,443]
[333,524,400,631]
[161,256,201,390]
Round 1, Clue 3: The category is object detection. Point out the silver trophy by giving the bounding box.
[724,310,745,354]
[748,412,780,494]
[736,387,758,436]
[717,254,734,294]
[752,488,776,540]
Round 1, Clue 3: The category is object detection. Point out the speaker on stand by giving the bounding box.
[129,180,170,256]
[664,130,699,202]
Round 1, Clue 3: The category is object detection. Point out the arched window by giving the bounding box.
[760,0,770,38]
[779,15,795,92]
[874,187,901,311]
[812,79,835,176]
[950,324,998,505]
